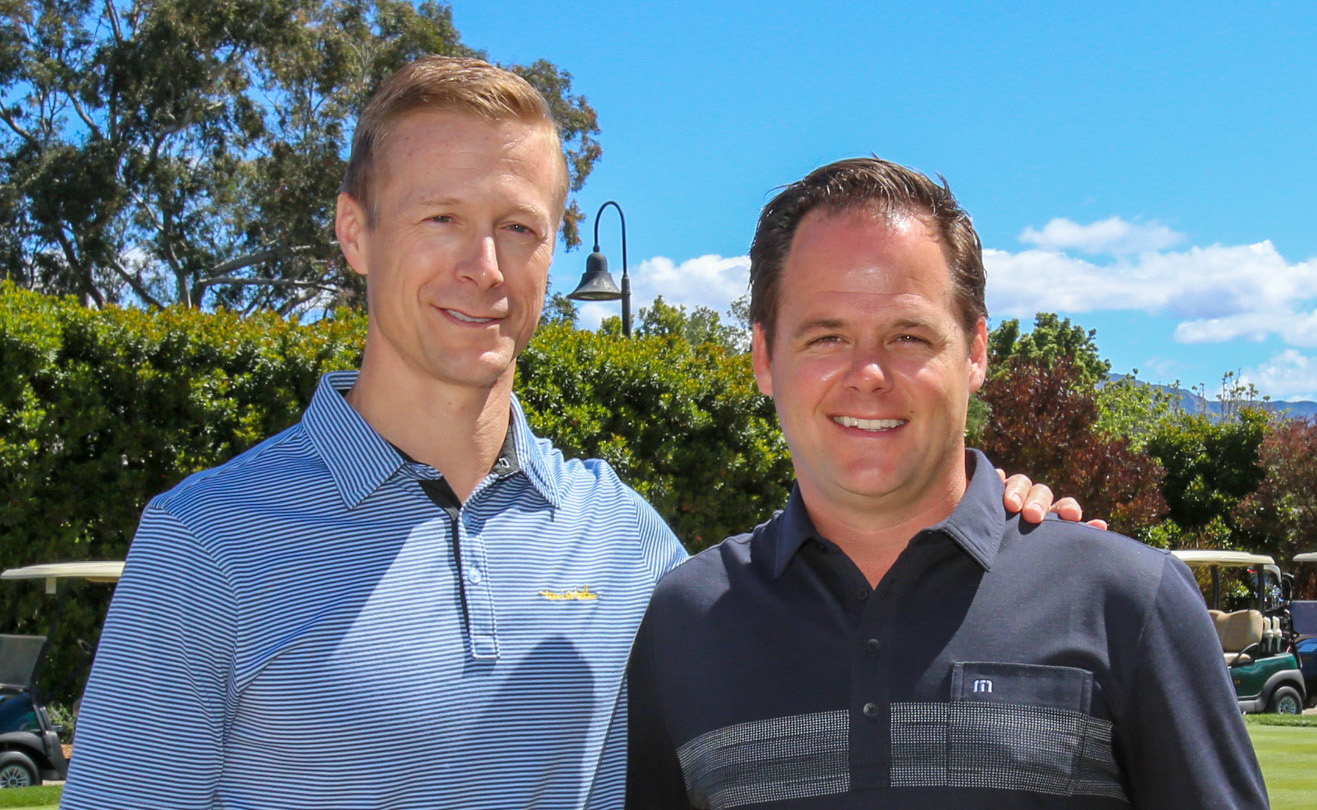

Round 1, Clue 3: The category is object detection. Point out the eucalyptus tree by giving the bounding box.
[0,0,600,313]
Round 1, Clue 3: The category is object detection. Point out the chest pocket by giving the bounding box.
[890,662,1128,802]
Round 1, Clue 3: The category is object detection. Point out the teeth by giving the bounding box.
[446,309,494,324]
[834,416,904,431]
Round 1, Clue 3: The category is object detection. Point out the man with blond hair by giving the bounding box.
[65,61,1072,809]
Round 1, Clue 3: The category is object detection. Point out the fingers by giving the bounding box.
[1019,483,1055,525]
[1000,473,1031,515]
[1049,496,1083,523]
[1085,518,1109,531]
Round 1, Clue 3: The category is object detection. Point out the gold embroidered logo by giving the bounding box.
[539,586,600,601]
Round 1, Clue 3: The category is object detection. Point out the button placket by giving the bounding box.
[457,510,499,660]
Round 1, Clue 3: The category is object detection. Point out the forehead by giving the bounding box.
[779,208,956,309]
[374,109,565,203]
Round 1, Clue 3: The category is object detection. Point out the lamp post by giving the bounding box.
[567,200,630,337]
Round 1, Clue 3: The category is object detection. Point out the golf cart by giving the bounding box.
[0,561,124,786]
[1171,550,1307,714]
[1293,552,1317,700]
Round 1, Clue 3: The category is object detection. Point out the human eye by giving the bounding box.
[503,220,545,240]
[806,333,844,348]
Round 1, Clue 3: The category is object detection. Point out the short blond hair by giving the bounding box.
[341,56,568,225]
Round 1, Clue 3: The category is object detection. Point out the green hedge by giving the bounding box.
[518,324,791,550]
[0,283,368,700]
[0,284,792,697]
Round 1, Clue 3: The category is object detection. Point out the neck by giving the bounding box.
[346,360,514,502]
[803,467,968,588]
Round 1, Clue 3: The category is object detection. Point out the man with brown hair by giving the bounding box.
[64,62,1075,808]
[627,157,1268,809]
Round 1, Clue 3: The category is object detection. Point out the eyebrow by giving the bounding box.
[791,317,846,337]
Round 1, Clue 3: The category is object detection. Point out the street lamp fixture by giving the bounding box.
[567,200,630,337]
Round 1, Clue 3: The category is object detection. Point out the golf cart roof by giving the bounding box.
[1171,550,1276,567]
[1,561,124,594]
[1295,552,1317,563]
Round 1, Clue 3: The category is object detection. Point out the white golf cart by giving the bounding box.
[1171,550,1307,714]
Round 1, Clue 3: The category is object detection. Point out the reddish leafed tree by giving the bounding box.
[976,358,1167,535]
[1236,418,1317,584]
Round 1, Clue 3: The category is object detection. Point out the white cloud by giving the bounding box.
[1019,217,1185,255]
[573,254,750,330]
[986,241,1317,335]
[1239,350,1317,401]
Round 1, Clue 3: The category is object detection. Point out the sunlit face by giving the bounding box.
[336,110,561,393]
[753,207,988,519]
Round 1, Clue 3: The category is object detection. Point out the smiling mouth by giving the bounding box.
[443,308,498,324]
[833,415,905,431]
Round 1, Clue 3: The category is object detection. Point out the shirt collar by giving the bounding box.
[506,394,561,507]
[302,371,559,509]
[769,448,1006,578]
[928,448,1007,571]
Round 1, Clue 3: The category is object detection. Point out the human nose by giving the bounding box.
[456,233,503,289]
[844,345,891,392]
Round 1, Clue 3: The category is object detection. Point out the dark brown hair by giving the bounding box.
[748,156,986,347]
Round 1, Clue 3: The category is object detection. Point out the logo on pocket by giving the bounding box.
[972,679,994,693]
[539,586,600,601]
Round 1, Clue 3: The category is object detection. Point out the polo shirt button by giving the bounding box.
[862,702,880,718]
[855,588,870,601]
[465,567,483,584]
[867,638,882,653]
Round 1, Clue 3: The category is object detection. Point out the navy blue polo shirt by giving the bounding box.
[627,450,1268,809]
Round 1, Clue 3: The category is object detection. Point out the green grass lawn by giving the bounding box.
[1247,715,1317,810]
[0,784,59,808]
[0,719,1309,808]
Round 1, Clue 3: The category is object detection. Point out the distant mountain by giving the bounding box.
[1105,374,1317,421]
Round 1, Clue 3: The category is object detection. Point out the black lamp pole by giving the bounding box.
[567,200,631,336]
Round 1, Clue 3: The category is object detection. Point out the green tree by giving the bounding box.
[0,0,600,312]
[1095,371,1178,452]
[601,295,749,353]
[1142,408,1270,545]
[988,313,1110,387]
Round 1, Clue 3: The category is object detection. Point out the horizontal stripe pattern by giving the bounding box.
[63,371,688,809]
[891,701,1127,801]
[672,701,1127,809]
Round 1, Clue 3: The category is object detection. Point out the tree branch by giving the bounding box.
[0,108,40,148]
[51,228,106,309]
[105,255,165,309]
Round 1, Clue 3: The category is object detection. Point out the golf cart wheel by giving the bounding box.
[0,751,39,788]
[1267,685,1303,715]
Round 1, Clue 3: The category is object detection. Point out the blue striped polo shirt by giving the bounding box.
[63,371,688,809]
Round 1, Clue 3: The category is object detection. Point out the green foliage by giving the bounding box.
[0,0,600,312]
[0,285,788,695]
[988,313,1110,387]
[1095,371,1178,452]
[1142,408,1269,541]
[631,295,748,353]
[45,701,75,744]
[539,292,579,327]
[0,282,366,697]
[516,324,790,550]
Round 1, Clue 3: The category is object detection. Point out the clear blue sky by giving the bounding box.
[455,1,1317,400]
